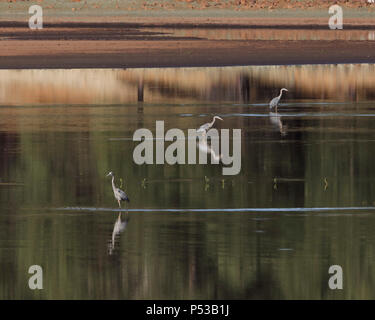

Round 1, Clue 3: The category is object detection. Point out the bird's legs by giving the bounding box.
[118,200,121,208]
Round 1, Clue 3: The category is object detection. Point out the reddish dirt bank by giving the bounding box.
[1,19,375,69]
[2,39,375,69]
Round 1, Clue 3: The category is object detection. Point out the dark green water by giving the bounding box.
[1,65,375,299]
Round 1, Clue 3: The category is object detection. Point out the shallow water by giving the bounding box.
[1,64,375,299]
[148,28,375,41]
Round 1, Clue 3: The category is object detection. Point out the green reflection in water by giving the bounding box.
[1,65,375,299]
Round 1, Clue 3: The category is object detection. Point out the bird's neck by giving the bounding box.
[111,176,116,190]
[278,90,284,98]
[211,117,216,126]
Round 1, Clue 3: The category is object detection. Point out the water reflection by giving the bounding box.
[108,212,129,256]
[1,64,375,299]
[1,64,375,106]
[197,133,222,164]
[269,112,287,136]
[148,28,375,42]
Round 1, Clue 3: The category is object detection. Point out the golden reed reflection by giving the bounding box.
[148,28,375,42]
[0,64,374,105]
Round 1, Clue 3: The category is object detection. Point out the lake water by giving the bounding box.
[1,64,375,299]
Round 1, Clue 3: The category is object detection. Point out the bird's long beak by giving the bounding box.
[218,116,223,121]
[106,173,111,177]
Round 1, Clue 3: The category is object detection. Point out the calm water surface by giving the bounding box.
[1,64,375,299]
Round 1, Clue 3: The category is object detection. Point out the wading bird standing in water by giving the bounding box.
[106,171,130,208]
[197,116,223,134]
[269,88,288,112]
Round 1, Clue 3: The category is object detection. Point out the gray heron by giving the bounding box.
[197,116,223,133]
[106,171,130,208]
[269,88,288,112]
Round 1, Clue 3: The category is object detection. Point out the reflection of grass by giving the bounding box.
[141,178,147,188]
[0,182,24,186]
[2,65,375,106]
[3,94,375,299]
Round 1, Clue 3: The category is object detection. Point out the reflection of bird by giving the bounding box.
[197,132,222,163]
[108,212,129,255]
[269,112,287,136]
[107,171,130,208]
[197,116,223,133]
[269,88,288,112]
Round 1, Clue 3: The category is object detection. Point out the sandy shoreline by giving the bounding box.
[2,39,375,69]
[1,16,375,69]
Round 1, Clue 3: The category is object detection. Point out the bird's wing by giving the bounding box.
[198,123,209,132]
[116,188,130,202]
[269,97,278,108]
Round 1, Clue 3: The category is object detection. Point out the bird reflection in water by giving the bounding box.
[108,211,129,255]
[197,131,222,163]
[269,112,287,136]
